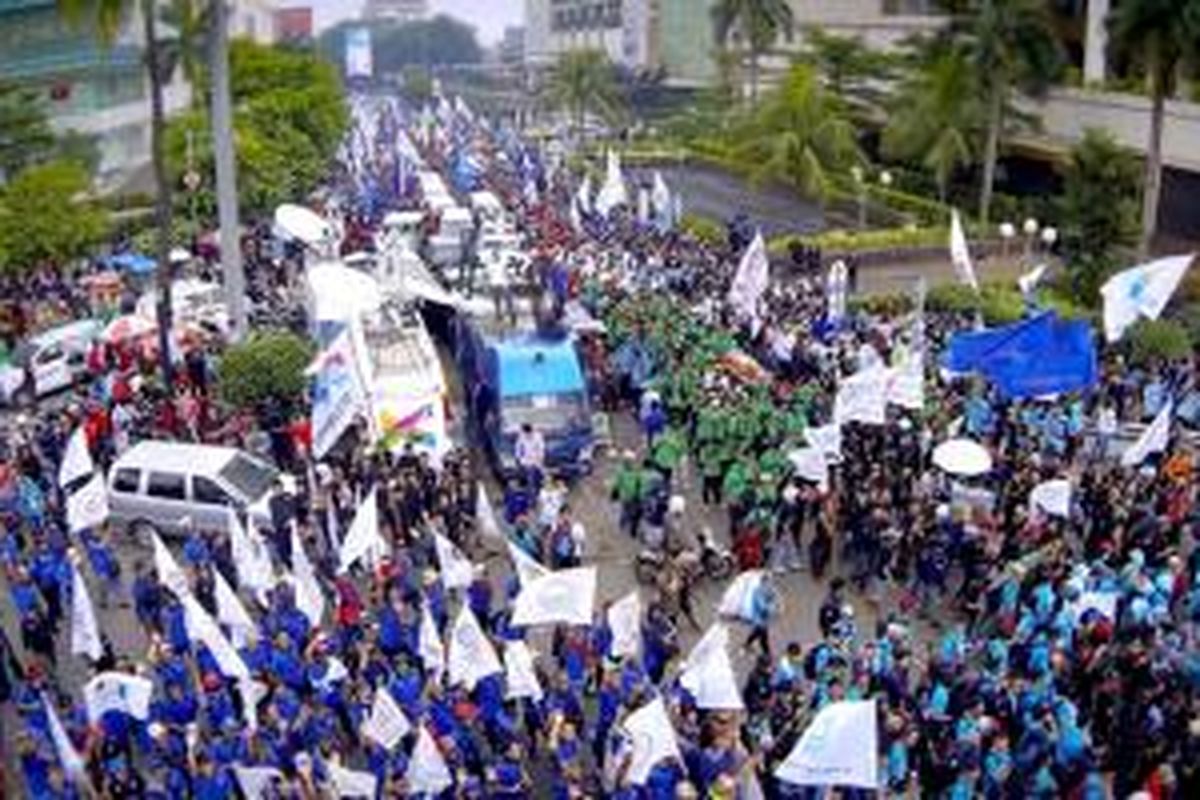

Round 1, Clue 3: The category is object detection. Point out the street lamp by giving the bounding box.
[1040,226,1058,252]
[999,221,1016,260]
[1022,217,1040,261]
[879,170,893,188]
[854,168,891,229]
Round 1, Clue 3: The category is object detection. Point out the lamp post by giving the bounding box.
[1040,226,1058,254]
[1022,217,1039,262]
[854,168,893,229]
[999,222,1016,261]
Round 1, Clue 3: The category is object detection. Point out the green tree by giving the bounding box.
[1127,318,1193,364]
[0,160,109,272]
[1108,0,1200,258]
[218,329,315,410]
[60,0,176,386]
[1057,129,1140,304]
[883,47,982,201]
[544,49,624,134]
[0,83,56,181]
[797,27,896,119]
[711,0,795,103]
[953,0,1063,222]
[728,64,861,202]
[160,0,212,108]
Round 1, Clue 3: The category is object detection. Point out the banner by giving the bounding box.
[70,564,102,661]
[447,605,502,690]
[361,688,411,751]
[339,488,385,574]
[66,472,109,533]
[434,532,475,590]
[229,508,274,595]
[407,726,454,796]
[945,312,1097,399]
[1029,478,1071,518]
[419,603,445,681]
[776,699,879,789]
[345,27,373,79]
[235,766,284,800]
[717,571,763,621]
[511,566,597,627]
[59,427,93,487]
[213,568,256,647]
[728,232,769,323]
[44,693,86,779]
[328,763,377,798]
[787,447,828,492]
[680,642,743,711]
[608,590,642,659]
[311,328,367,460]
[834,367,887,426]
[1121,401,1172,467]
[508,540,551,588]
[290,526,325,627]
[503,640,543,701]
[83,671,154,722]
[595,149,628,216]
[153,532,190,597]
[621,696,682,785]
[1101,253,1193,342]
[949,209,978,291]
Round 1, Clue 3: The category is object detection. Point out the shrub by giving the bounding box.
[926,282,1027,325]
[926,283,981,314]
[767,226,949,256]
[679,213,725,247]
[848,292,915,316]
[218,330,315,410]
[1127,318,1193,365]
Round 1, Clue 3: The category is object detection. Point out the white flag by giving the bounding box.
[595,149,628,217]
[884,360,924,412]
[70,564,103,661]
[834,366,888,426]
[213,568,256,648]
[447,605,502,690]
[361,687,411,750]
[290,526,325,627]
[636,187,651,225]
[776,699,879,789]
[680,640,743,711]
[418,603,445,681]
[238,678,267,732]
[182,594,250,680]
[728,231,769,322]
[227,509,274,595]
[949,209,978,291]
[152,532,190,598]
[406,726,454,796]
[717,571,764,621]
[66,472,109,533]
[234,765,284,800]
[608,590,642,659]
[576,173,593,215]
[651,171,671,216]
[476,485,504,540]
[434,532,475,590]
[511,566,597,627]
[787,447,828,492]
[621,696,682,786]
[44,693,86,778]
[804,424,843,463]
[1029,478,1072,518]
[1120,401,1173,467]
[1018,263,1048,294]
[681,623,730,677]
[339,488,386,574]
[507,540,551,588]
[59,427,94,487]
[1101,253,1193,342]
[503,640,543,701]
[826,260,848,324]
[328,762,377,798]
[83,671,154,721]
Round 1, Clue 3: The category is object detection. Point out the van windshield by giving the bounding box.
[218,453,278,502]
[502,391,589,435]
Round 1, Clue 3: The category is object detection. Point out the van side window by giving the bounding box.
[146,472,186,501]
[192,476,231,506]
[112,468,141,494]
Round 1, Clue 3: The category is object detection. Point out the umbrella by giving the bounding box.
[932,438,993,477]
[102,314,155,343]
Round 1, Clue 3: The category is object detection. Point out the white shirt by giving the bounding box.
[514,430,545,468]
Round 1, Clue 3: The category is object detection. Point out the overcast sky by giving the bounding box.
[307,0,524,45]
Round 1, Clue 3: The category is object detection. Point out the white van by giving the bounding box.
[0,319,100,406]
[428,206,474,269]
[107,441,286,538]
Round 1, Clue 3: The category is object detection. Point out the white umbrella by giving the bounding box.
[274,203,333,246]
[932,438,992,476]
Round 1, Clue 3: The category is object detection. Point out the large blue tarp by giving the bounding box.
[944,312,1098,399]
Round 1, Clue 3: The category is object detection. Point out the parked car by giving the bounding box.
[107,441,290,539]
[0,319,100,406]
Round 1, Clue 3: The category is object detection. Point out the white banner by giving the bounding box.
[621,696,682,786]
[406,726,454,796]
[1101,253,1193,342]
[1120,401,1173,467]
[776,699,879,789]
[361,688,411,751]
[70,564,102,661]
[608,590,642,659]
[339,488,386,574]
[1029,478,1072,518]
[949,209,978,291]
[419,603,445,681]
[83,671,154,722]
[434,532,475,590]
[152,532,190,597]
[717,571,763,621]
[311,327,367,459]
[328,762,377,798]
[728,231,769,323]
[447,605,502,690]
[59,427,94,487]
[508,540,550,588]
[503,640,543,701]
[213,568,256,648]
[290,526,325,627]
[511,566,597,627]
[67,472,109,533]
[229,508,274,595]
[834,367,888,426]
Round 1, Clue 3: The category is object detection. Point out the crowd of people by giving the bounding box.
[0,94,1197,800]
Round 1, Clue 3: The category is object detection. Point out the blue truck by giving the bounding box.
[454,317,595,479]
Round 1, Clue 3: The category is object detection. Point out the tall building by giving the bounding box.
[275,6,315,43]
[363,0,430,25]
[0,0,190,192]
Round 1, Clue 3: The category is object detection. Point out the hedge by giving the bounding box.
[679,213,725,247]
[767,226,949,256]
[1126,318,1193,365]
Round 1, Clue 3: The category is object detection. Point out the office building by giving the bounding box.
[363,0,430,25]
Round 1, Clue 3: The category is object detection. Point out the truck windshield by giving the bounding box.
[218,453,278,502]
[501,391,589,434]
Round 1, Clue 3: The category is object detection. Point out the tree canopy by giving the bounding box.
[165,40,348,219]
[0,160,109,273]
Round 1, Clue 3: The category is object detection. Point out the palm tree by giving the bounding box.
[883,47,983,202]
[711,0,795,104]
[1108,0,1200,258]
[955,0,1062,223]
[161,0,212,108]
[543,49,623,137]
[60,0,175,386]
[729,64,862,203]
[798,26,897,121]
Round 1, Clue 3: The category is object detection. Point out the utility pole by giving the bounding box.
[210,0,246,340]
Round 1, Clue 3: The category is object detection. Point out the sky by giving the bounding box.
[307,0,525,45]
